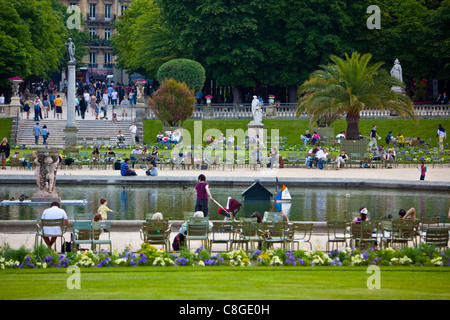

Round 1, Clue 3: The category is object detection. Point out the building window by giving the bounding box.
[104,53,112,64]
[90,52,97,64]
[89,28,97,37]
[105,4,112,19]
[89,3,97,18]
[121,5,127,15]
[105,28,111,40]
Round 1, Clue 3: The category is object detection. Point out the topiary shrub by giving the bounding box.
[156,59,206,93]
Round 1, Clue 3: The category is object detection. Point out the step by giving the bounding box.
[16,119,143,146]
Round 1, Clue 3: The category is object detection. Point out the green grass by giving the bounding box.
[1,267,449,300]
[143,118,450,148]
[0,118,12,141]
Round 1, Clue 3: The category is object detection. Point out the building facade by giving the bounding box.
[60,0,130,84]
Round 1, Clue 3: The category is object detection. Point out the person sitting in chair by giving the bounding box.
[40,201,70,251]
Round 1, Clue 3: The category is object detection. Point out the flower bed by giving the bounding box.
[1,243,449,270]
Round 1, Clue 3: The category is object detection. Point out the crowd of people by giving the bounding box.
[299,123,447,174]
[17,80,141,121]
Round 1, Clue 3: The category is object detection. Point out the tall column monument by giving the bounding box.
[64,38,78,153]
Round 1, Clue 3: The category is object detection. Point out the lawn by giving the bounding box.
[0,118,12,141]
[1,267,449,300]
[143,118,450,148]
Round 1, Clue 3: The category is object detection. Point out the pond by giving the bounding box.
[1,184,448,222]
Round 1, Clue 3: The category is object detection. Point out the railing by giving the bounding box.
[145,103,450,120]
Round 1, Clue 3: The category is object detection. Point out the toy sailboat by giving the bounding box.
[274,185,291,202]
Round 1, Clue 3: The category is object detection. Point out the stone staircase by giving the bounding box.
[16,119,144,146]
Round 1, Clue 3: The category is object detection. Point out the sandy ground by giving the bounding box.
[1,165,450,181]
[1,166,448,253]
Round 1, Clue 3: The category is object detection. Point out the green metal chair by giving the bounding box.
[326,220,348,252]
[185,218,211,251]
[350,221,378,250]
[258,222,288,250]
[140,219,172,251]
[286,222,313,251]
[424,227,449,250]
[35,218,67,252]
[72,220,93,251]
[231,220,260,252]
[91,221,112,252]
[209,221,233,252]
[384,219,415,248]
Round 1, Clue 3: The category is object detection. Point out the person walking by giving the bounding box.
[42,125,49,145]
[121,96,129,120]
[437,124,446,151]
[418,162,427,181]
[194,174,213,217]
[54,94,63,120]
[32,122,42,145]
[368,124,381,148]
[129,122,137,145]
[79,96,87,119]
[33,97,42,121]
[0,137,10,170]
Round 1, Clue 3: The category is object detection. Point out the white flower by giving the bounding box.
[198,261,205,267]
[431,257,443,266]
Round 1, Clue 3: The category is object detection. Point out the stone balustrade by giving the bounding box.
[145,103,449,120]
[2,101,448,120]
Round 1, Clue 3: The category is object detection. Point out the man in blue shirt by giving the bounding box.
[121,158,137,176]
[33,122,41,145]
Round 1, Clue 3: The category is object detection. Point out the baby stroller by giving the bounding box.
[214,197,242,220]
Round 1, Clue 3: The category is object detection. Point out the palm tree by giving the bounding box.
[296,52,417,140]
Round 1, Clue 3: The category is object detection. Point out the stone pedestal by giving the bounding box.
[247,121,265,144]
[64,61,78,154]
[63,126,78,154]
[31,147,61,203]
[203,104,214,119]
[265,104,277,118]
[134,102,147,121]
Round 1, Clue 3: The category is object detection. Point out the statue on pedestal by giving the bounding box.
[390,59,403,82]
[65,38,76,63]
[251,96,263,123]
[32,152,61,202]
[390,58,403,93]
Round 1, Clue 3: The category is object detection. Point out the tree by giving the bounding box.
[296,52,417,140]
[112,0,180,78]
[420,0,450,80]
[148,78,196,127]
[157,59,205,93]
[0,0,84,87]
[51,0,89,68]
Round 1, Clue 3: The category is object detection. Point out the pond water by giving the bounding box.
[1,184,449,222]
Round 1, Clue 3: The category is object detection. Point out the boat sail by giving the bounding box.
[274,185,291,202]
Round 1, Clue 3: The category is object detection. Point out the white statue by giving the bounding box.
[66,38,76,63]
[390,59,403,93]
[251,96,263,123]
[390,59,402,83]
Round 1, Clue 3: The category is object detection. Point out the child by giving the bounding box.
[418,162,427,180]
[97,198,113,221]
[112,112,117,123]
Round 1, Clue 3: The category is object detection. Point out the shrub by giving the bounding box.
[148,78,196,127]
[156,59,206,93]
